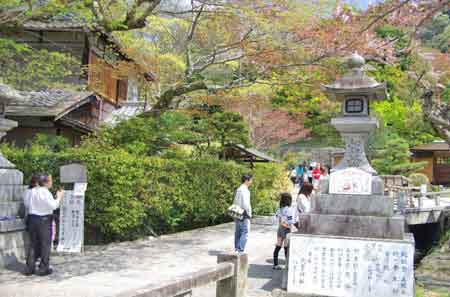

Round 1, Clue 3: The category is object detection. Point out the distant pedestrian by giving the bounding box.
[273,193,295,270]
[25,174,64,276]
[312,163,322,189]
[233,174,253,253]
[289,168,297,186]
[295,163,306,189]
[307,165,313,184]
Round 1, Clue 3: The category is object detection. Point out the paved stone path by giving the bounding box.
[0,220,283,297]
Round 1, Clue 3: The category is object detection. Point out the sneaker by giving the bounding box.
[273,265,283,270]
[36,268,53,276]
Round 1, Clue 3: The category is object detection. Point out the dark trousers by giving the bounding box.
[26,215,52,273]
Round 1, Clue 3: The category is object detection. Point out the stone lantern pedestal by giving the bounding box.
[285,55,415,297]
[0,85,28,269]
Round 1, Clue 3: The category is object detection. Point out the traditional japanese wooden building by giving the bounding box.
[0,15,154,118]
[411,141,450,185]
[4,89,99,146]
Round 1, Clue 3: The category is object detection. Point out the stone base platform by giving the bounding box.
[313,194,394,217]
[0,231,28,267]
[298,213,405,239]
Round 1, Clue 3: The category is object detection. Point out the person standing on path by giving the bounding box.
[295,183,313,229]
[273,192,295,270]
[233,174,253,253]
[25,174,64,276]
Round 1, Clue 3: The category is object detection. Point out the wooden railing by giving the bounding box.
[113,253,248,297]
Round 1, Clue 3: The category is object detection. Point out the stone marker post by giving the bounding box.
[216,253,248,297]
[0,84,27,269]
[287,54,415,297]
[57,163,87,253]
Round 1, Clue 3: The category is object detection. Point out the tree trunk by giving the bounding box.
[144,80,208,117]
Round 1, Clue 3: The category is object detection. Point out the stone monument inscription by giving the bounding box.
[329,167,372,195]
[57,182,87,253]
[288,234,414,297]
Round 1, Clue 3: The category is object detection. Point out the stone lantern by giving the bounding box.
[0,83,27,269]
[0,83,22,168]
[285,54,415,297]
[321,53,387,175]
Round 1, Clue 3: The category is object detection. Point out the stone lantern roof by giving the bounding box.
[321,53,387,101]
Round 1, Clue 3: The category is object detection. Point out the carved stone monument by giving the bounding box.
[0,84,27,268]
[57,163,87,253]
[286,54,415,297]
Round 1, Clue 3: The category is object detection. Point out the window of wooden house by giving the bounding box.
[117,80,128,102]
[436,156,450,165]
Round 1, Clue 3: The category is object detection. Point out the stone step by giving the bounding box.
[0,202,24,217]
[0,218,25,232]
[312,194,394,217]
[298,213,405,239]
[0,231,28,268]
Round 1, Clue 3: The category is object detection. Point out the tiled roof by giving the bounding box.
[22,20,85,31]
[103,101,147,125]
[6,89,94,118]
[411,142,450,152]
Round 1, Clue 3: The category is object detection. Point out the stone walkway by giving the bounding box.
[0,219,283,297]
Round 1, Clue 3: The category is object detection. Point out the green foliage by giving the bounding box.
[371,134,427,176]
[272,81,341,145]
[96,110,249,157]
[206,111,249,147]
[408,173,430,187]
[375,24,410,51]
[419,13,450,53]
[442,85,450,103]
[0,38,78,90]
[2,135,286,243]
[372,97,437,147]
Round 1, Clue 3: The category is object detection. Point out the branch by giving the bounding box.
[185,3,205,77]
[359,0,413,34]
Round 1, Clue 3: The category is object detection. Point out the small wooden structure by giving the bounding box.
[411,141,450,185]
[4,88,97,146]
[221,144,278,168]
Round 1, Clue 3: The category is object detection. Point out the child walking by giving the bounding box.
[273,192,295,270]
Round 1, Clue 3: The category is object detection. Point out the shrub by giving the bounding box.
[408,173,430,187]
[2,139,287,243]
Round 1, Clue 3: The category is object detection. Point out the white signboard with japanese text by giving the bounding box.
[56,183,87,253]
[288,234,415,297]
[329,167,372,195]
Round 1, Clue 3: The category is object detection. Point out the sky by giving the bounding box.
[346,0,384,10]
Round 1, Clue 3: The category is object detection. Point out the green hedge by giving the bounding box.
[1,142,287,243]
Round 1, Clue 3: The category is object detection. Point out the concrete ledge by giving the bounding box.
[313,194,393,217]
[298,213,405,239]
[114,262,234,297]
[0,219,25,232]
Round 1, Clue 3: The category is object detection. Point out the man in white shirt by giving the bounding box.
[25,174,63,276]
[233,174,253,253]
